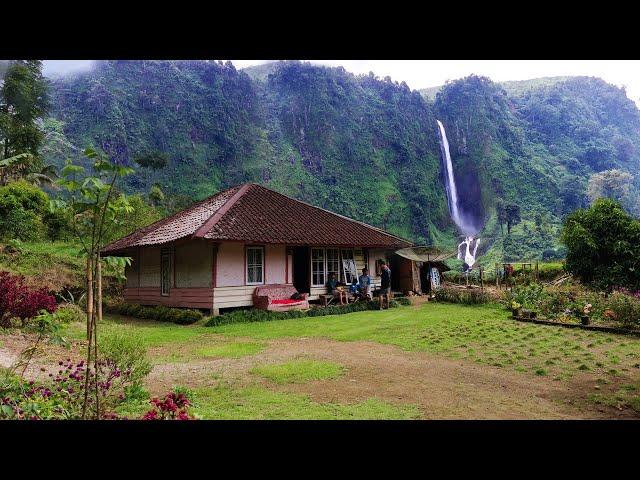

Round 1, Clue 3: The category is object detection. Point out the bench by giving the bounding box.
[253,284,309,312]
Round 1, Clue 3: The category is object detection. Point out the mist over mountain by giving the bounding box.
[41,60,640,262]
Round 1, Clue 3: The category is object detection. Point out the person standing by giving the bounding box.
[379,261,391,309]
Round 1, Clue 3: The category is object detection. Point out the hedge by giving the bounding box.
[206,299,401,327]
[104,299,203,325]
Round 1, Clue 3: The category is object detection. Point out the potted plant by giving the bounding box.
[511,301,522,318]
[581,303,592,325]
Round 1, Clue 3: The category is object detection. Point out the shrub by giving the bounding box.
[205,299,398,327]
[605,292,640,328]
[504,283,546,310]
[561,199,640,289]
[0,181,49,241]
[434,287,490,305]
[142,390,193,420]
[395,297,412,306]
[0,271,57,327]
[533,284,603,320]
[0,359,181,420]
[52,303,84,324]
[99,330,152,391]
[0,357,136,419]
[103,299,203,325]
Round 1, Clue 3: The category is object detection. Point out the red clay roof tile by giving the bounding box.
[102,183,412,254]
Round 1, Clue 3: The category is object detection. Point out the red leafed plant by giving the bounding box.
[142,392,193,420]
[0,271,57,328]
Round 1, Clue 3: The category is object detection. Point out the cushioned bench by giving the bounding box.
[253,284,309,312]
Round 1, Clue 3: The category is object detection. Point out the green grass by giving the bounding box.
[0,241,84,276]
[209,303,640,379]
[113,383,421,420]
[189,384,420,420]
[65,315,212,347]
[60,302,640,418]
[251,359,346,384]
[77,304,640,380]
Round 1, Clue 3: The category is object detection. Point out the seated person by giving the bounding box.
[326,272,347,305]
[358,268,372,299]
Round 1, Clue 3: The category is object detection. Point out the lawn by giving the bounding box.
[59,302,640,419]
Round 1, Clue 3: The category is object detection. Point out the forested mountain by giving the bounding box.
[40,61,640,262]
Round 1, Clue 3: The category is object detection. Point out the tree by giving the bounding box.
[134,151,168,170]
[587,169,633,205]
[534,212,542,231]
[561,198,640,289]
[148,184,165,207]
[56,148,134,418]
[0,180,49,241]
[0,61,49,185]
[505,203,521,234]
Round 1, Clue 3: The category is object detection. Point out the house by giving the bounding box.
[102,183,415,315]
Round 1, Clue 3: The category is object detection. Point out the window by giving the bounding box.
[311,248,326,286]
[326,248,340,280]
[246,246,264,285]
[341,249,355,283]
[161,250,171,296]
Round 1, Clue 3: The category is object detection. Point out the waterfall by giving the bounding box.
[436,119,480,271]
[436,120,463,229]
[458,236,480,272]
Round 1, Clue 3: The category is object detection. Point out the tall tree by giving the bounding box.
[0,60,49,185]
[505,203,521,234]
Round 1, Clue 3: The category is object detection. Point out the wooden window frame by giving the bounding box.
[341,248,356,284]
[326,248,340,281]
[311,247,327,287]
[246,246,265,286]
[161,249,171,296]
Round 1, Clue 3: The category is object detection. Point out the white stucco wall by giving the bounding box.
[175,241,212,288]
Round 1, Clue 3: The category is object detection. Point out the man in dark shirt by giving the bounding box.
[379,261,391,309]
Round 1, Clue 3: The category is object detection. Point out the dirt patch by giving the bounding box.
[145,336,638,419]
[259,338,629,419]
[0,333,85,379]
[3,330,637,419]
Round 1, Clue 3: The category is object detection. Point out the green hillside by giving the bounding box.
[40,61,640,263]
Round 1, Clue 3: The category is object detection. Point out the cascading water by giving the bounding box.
[436,119,480,272]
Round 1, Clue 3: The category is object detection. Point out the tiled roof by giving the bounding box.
[102,183,412,253]
[101,185,242,253]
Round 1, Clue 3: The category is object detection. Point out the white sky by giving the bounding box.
[41,60,640,105]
